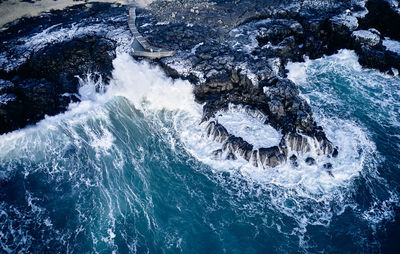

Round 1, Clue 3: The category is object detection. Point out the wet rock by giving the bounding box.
[196,65,335,164]
[0,78,59,134]
[330,13,359,32]
[257,146,286,168]
[0,2,124,134]
[226,152,237,160]
[211,149,223,159]
[0,79,14,91]
[206,121,230,142]
[314,130,334,155]
[222,136,253,161]
[305,157,316,166]
[352,30,381,47]
[289,154,298,167]
[284,133,311,154]
[262,19,302,37]
[332,147,339,158]
[323,163,333,169]
[357,46,392,72]
[0,36,116,135]
[359,0,400,41]
[250,150,259,168]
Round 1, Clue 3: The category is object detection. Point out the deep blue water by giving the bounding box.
[0,51,399,253]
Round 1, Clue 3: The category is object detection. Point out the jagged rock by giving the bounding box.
[222,136,253,161]
[1,78,62,134]
[211,149,223,159]
[0,79,13,91]
[359,0,400,41]
[284,133,311,154]
[330,13,359,32]
[206,121,230,142]
[254,146,286,168]
[289,154,298,167]
[314,130,334,155]
[0,2,124,135]
[305,157,316,166]
[352,30,381,47]
[357,46,391,71]
[332,147,339,158]
[257,19,302,40]
[7,0,398,173]
[226,152,237,160]
[0,35,116,134]
[323,163,333,169]
[196,65,336,166]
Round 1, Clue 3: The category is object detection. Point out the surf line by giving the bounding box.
[128,5,175,58]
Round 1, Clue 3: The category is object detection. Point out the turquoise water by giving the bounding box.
[0,51,399,253]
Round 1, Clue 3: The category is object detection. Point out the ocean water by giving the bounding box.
[0,51,399,253]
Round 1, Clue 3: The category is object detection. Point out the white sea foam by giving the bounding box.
[0,17,131,72]
[286,49,400,230]
[214,105,282,149]
[108,54,197,112]
[0,52,373,194]
[287,49,400,130]
[383,37,400,54]
[172,51,372,197]
[1,51,398,252]
[362,191,400,230]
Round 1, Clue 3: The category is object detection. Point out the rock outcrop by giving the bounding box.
[195,68,335,168]
[0,3,127,134]
[0,0,399,171]
[0,35,116,134]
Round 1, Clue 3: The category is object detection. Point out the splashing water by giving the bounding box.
[0,51,399,253]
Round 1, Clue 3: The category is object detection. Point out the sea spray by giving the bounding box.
[0,52,398,253]
[286,49,400,229]
[108,54,197,113]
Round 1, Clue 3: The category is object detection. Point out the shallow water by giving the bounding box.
[0,51,399,253]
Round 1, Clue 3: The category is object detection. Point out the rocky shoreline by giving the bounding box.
[1,0,399,169]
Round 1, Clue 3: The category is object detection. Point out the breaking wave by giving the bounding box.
[0,51,399,253]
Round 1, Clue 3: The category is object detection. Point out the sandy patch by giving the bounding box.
[0,0,155,29]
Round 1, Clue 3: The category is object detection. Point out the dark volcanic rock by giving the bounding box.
[359,0,400,41]
[332,147,339,158]
[255,146,286,168]
[0,35,117,134]
[0,3,128,134]
[145,0,399,167]
[206,121,230,142]
[1,0,399,173]
[22,37,115,92]
[289,154,298,167]
[222,135,254,161]
[193,60,336,168]
[305,157,316,166]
